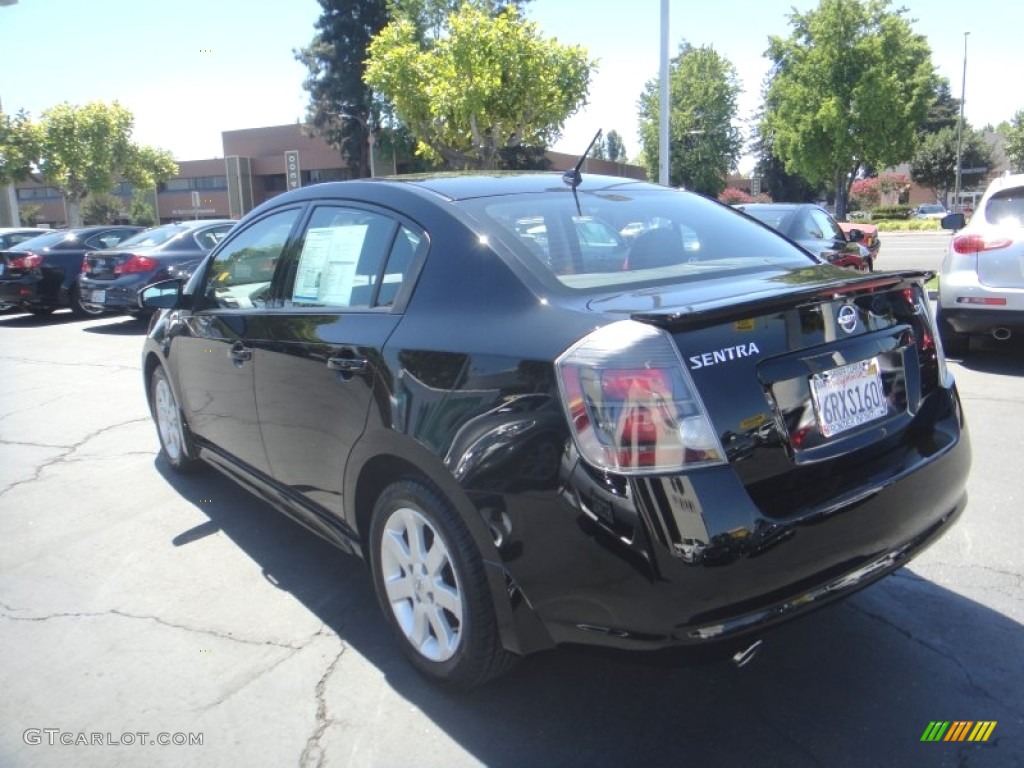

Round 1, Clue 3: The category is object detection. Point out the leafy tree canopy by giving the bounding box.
[1,101,176,227]
[295,0,390,178]
[999,109,1024,173]
[911,125,993,199]
[366,4,593,170]
[604,129,627,163]
[762,0,936,219]
[637,42,743,196]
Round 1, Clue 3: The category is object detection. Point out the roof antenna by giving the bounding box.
[562,129,602,216]
[562,129,603,190]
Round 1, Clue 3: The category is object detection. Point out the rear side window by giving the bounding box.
[284,206,419,309]
[85,229,140,249]
[458,185,811,291]
[984,187,1024,227]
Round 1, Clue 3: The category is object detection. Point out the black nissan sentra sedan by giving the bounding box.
[139,173,970,689]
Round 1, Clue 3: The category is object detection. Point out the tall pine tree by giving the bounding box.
[295,1,389,178]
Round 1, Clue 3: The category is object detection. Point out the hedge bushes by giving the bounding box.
[870,205,913,220]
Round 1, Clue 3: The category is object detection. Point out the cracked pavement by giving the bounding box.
[2,311,1022,768]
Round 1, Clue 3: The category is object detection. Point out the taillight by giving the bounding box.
[904,284,949,386]
[114,255,158,275]
[81,255,89,274]
[9,252,43,269]
[555,320,724,473]
[952,233,1013,254]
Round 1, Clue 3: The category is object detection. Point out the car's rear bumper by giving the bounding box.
[79,277,147,311]
[489,385,969,655]
[941,307,1024,334]
[0,276,52,308]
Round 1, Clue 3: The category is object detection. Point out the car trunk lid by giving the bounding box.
[588,267,943,519]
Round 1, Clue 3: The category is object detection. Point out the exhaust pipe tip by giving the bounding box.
[992,327,1012,342]
[732,639,763,669]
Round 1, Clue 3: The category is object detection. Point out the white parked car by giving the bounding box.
[913,203,949,220]
[937,173,1024,355]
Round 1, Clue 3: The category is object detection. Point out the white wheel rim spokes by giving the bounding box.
[381,506,463,662]
[154,378,183,462]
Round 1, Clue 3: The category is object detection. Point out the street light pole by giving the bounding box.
[658,0,669,186]
[954,31,970,212]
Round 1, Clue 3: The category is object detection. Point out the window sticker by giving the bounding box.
[293,224,367,304]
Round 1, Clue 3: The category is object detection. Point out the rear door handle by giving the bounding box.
[327,357,368,373]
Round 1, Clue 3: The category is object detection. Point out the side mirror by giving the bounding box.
[941,213,966,231]
[140,278,185,310]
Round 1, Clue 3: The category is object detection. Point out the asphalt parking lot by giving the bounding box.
[1,308,1022,768]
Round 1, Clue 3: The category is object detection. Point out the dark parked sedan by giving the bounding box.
[0,228,53,310]
[79,219,234,318]
[738,203,874,270]
[0,226,142,316]
[141,173,969,689]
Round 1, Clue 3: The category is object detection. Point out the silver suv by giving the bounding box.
[938,173,1024,355]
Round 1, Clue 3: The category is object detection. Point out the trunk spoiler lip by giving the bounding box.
[630,269,933,332]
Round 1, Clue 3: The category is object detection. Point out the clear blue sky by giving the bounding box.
[2,0,1020,171]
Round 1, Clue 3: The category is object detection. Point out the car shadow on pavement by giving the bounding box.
[79,317,149,335]
[155,458,1022,767]
[954,339,1024,376]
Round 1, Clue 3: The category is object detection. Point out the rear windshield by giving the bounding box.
[984,187,1024,227]
[116,225,189,248]
[456,185,812,291]
[7,230,78,251]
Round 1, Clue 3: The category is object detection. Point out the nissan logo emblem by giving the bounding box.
[837,304,858,334]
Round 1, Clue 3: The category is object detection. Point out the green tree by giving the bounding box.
[366,5,592,169]
[911,125,993,200]
[604,129,626,162]
[294,0,390,178]
[18,203,42,225]
[2,101,177,227]
[129,190,158,226]
[0,109,41,185]
[999,109,1024,173]
[762,0,936,219]
[921,79,961,136]
[637,42,742,196]
[82,192,124,225]
[590,134,606,160]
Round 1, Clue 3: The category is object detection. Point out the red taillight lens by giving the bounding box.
[555,320,724,473]
[9,252,42,269]
[114,255,158,275]
[81,255,89,274]
[952,234,1013,254]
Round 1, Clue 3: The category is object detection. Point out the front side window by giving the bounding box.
[203,209,300,309]
[284,206,419,309]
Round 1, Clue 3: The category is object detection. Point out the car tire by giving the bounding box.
[70,287,105,318]
[936,307,968,358]
[368,478,517,689]
[150,365,201,473]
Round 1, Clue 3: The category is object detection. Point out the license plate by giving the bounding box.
[809,357,887,437]
[91,290,106,303]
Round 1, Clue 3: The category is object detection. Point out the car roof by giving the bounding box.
[264,172,656,206]
[981,173,1024,198]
